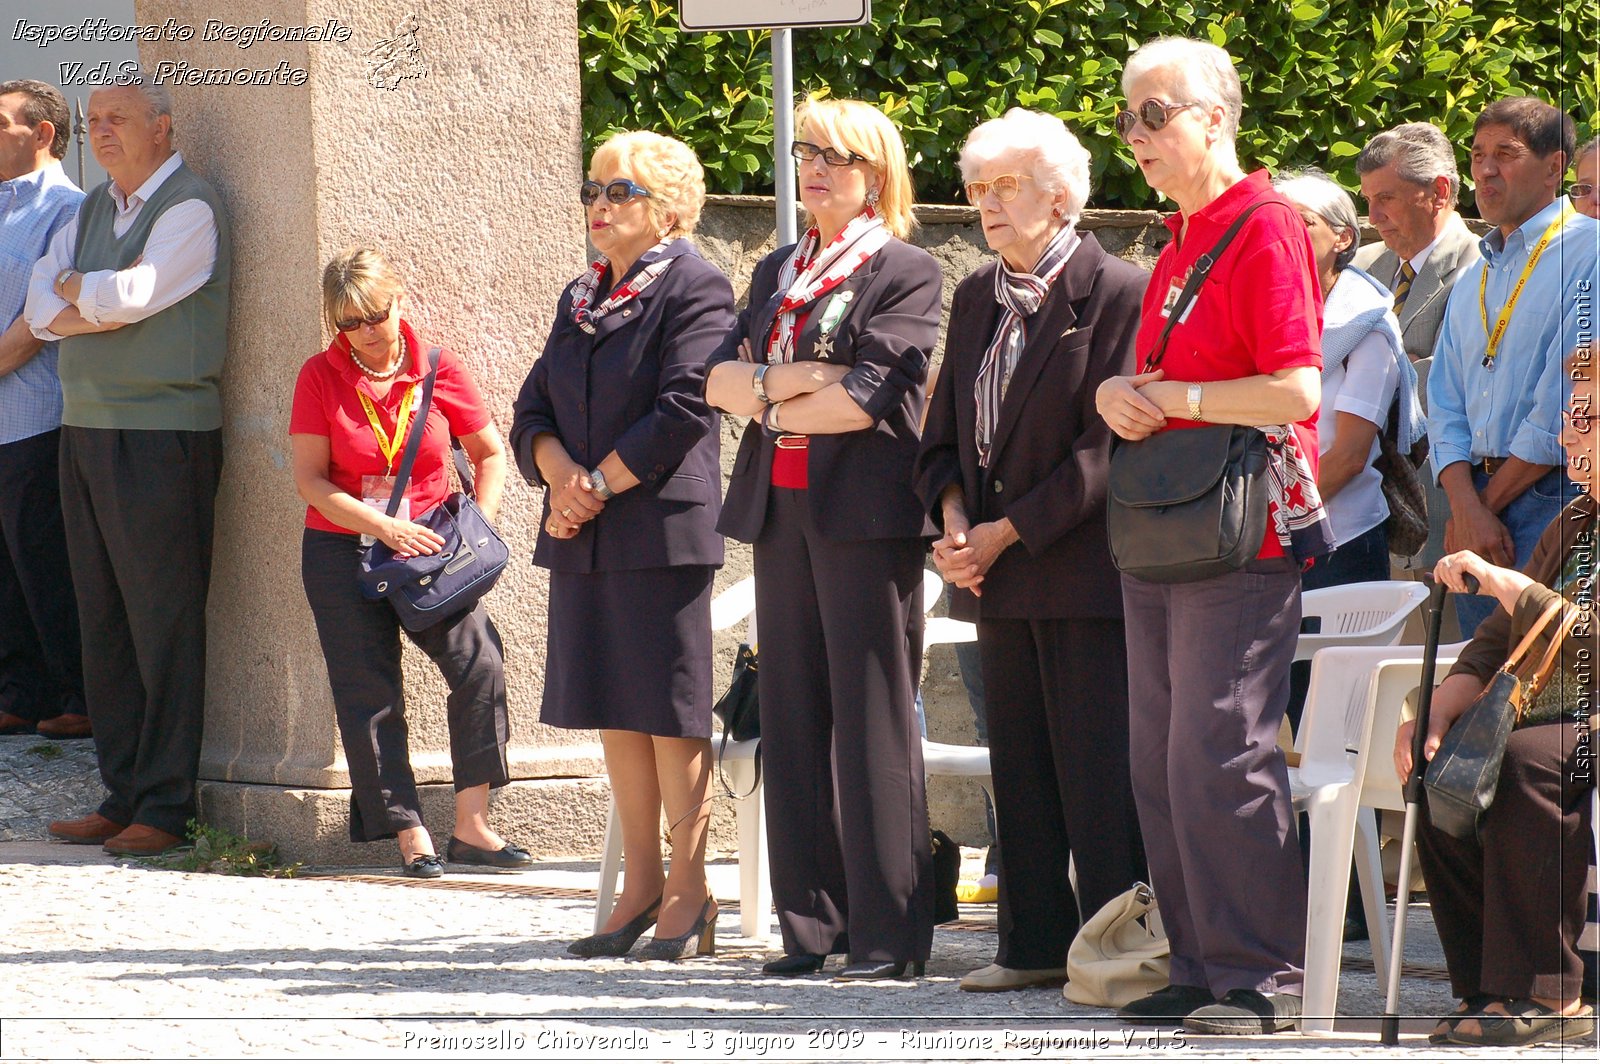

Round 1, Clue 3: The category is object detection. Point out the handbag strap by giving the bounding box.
[1143,201,1268,373]
[1518,600,1582,705]
[384,346,443,517]
[716,729,760,801]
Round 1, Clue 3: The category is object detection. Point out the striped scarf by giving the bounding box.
[569,239,675,335]
[974,223,1081,465]
[765,209,891,364]
[1262,424,1337,563]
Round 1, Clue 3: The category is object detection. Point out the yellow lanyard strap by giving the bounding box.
[1478,204,1572,369]
[357,383,420,472]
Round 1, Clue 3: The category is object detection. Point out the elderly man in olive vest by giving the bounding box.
[24,76,230,856]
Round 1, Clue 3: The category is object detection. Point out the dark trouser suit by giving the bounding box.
[979,616,1145,969]
[1416,721,1592,1002]
[1122,558,1307,996]
[754,487,934,965]
[301,529,510,842]
[0,429,83,723]
[58,426,222,836]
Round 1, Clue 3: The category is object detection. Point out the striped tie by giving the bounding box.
[1392,261,1416,315]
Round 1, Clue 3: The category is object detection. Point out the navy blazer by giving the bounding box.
[710,237,942,543]
[913,233,1149,620]
[511,239,734,573]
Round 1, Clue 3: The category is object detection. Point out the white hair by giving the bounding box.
[1121,37,1242,140]
[1274,169,1361,272]
[959,108,1091,221]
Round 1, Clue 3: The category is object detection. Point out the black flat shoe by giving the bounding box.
[1118,984,1215,1025]
[762,953,827,976]
[402,854,444,879]
[567,897,661,958]
[637,897,717,961]
[446,836,533,868]
[834,959,925,981]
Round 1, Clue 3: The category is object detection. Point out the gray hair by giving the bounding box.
[1274,169,1360,272]
[1580,135,1600,163]
[958,108,1092,221]
[106,70,174,131]
[1356,122,1460,200]
[1121,37,1242,140]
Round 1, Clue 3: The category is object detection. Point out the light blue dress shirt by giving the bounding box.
[1427,198,1600,474]
[0,161,84,445]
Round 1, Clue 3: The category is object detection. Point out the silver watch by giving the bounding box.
[589,467,614,500]
[752,364,772,405]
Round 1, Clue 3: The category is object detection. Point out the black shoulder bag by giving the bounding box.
[1106,203,1274,584]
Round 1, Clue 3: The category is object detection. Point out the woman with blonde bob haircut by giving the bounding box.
[513,130,735,961]
[706,95,942,980]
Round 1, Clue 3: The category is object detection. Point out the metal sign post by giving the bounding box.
[771,28,796,246]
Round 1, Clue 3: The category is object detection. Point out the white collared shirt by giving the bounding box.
[1400,231,1443,284]
[24,151,218,341]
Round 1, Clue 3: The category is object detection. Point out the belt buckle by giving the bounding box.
[774,434,809,451]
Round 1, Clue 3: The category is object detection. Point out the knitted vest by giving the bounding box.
[58,162,231,430]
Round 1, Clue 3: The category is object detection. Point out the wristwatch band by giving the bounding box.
[752,364,772,405]
[1186,384,1203,421]
[589,467,614,500]
[56,268,75,288]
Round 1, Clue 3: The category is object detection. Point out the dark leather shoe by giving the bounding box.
[48,812,127,844]
[1118,984,1216,1025]
[402,854,444,878]
[103,824,185,856]
[36,712,92,739]
[0,710,35,735]
[834,959,925,981]
[762,953,827,976]
[446,836,533,868]
[1183,989,1302,1035]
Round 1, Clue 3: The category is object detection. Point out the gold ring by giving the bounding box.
[562,507,574,517]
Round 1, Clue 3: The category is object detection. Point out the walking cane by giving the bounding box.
[1380,573,1475,1045]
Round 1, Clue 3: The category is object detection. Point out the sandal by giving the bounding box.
[1429,994,1495,1044]
[1447,997,1596,1047]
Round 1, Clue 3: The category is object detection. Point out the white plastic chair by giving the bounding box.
[918,579,993,802]
[1295,581,1431,663]
[1293,640,1466,1034]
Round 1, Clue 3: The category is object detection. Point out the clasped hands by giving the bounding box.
[545,463,604,540]
[1095,369,1172,441]
[931,510,1018,596]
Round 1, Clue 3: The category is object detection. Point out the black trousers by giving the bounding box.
[0,429,83,723]
[978,616,1146,969]
[58,426,222,836]
[753,488,934,964]
[301,529,510,843]
[1416,720,1592,1002]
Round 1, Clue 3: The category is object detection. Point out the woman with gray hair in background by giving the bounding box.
[915,108,1148,993]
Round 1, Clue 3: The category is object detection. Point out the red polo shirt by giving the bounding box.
[289,320,492,534]
[1136,170,1324,558]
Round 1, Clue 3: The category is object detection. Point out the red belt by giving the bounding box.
[771,434,809,488]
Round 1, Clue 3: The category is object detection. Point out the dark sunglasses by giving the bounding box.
[791,140,868,167]
[1115,99,1199,142]
[580,179,652,206]
[335,303,393,332]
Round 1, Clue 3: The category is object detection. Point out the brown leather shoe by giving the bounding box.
[103,824,185,856]
[48,812,128,844]
[36,712,92,739]
[0,710,35,735]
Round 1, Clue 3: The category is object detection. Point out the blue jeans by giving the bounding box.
[1454,469,1572,638]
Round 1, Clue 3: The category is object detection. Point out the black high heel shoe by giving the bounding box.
[834,959,925,981]
[637,897,717,961]
[762,953,827,976]
[567,897,661,958]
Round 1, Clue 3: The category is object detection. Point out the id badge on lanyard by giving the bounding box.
[1159,275,1196,324]
[357,383,420,545]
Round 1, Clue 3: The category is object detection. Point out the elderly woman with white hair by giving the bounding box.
[1094,38,1326,1034]
[914,108,1149,993]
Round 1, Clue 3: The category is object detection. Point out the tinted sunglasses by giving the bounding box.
[791,140,868,167]
[1115,99,1199,142]
[335,303,393,332]
[1570,182,1597,200]
[964,173,1034,204]
[580,179,652,206]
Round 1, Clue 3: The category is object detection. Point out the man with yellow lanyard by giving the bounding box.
[1428,97,1600,637]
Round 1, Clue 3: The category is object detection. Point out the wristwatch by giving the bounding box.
[589,467,614,500]
[752,364,772,405]
[1186,384,1203,421]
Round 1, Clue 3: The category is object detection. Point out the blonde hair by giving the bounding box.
[321,246,404,335]
[795,95,917,239]
[589,130,707,238]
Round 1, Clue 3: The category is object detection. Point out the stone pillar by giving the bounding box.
[134,0,610,863]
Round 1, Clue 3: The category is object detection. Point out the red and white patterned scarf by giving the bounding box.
[1262,424,1336,563]
[569,239,675,335]
[975,223,1080,466]
[765,209,891,364]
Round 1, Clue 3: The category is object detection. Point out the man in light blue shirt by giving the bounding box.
[0,80,86,737]
[1428,97,1600,635]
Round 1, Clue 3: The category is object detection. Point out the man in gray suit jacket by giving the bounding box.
[1352,122,1482,568]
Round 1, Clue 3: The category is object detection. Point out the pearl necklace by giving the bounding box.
[350,334,407,381]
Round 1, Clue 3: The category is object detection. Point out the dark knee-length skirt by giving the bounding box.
[540,565,715,739]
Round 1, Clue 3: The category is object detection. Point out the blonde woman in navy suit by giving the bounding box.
[706,96,941,981]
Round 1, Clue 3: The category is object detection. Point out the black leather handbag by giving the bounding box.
[357,348,509,632]
[712,643,760,798]
[1424,597,1572,839]
[1106,202,1273,585]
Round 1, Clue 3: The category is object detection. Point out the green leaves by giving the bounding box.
[578,0,1597,209]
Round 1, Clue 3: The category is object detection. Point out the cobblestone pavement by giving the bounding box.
[0,735,100,841]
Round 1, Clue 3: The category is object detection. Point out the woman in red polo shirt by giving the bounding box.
[1094,38,1326,1035]
[289,246,523,879]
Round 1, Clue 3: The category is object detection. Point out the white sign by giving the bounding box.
[679,1,870,32]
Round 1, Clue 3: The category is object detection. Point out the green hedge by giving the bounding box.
[579,0,1596,210]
